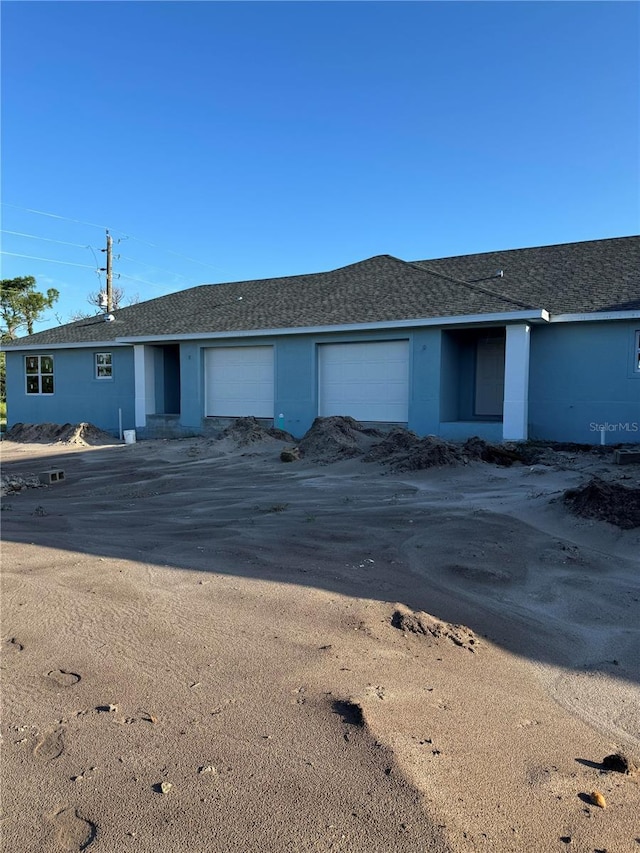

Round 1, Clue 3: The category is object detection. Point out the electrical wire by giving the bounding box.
[117,233,225,273]
[0,251,96,270]
[117,272,179,289]
[0,203,107,230]
[2,201,224,274]
[118,255,193,282]
[0,229,91,249]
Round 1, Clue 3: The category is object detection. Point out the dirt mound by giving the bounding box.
[217,417,294,447]
[365,430,538,470]
[563,478,640,529]
[391,604,478,652]
[4,422,116,446]
[365,431,464,471]
[62,423,117,446]
[297,416,382,462]
[461,436,528,467]
[363,427,422,462]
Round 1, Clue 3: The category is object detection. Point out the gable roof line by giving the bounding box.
[418,234,640,264]
[402,258,538,311]
[0,309,551,352]
[3,237,636,348]
[114,308,550,343]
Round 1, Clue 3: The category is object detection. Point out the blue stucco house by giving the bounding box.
[3,236,640,444]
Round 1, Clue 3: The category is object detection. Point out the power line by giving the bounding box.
[118,272,177,289]
[0,229,92,250]
[118,254,192,282]
[2,248,183,290]
[1,228,189,284]
[118,233,224,273]
[0,251,96,270]
[0,202,107,230]
[2,201,225,275]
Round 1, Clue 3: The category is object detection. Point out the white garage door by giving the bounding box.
[318,341,409,422]
[205,346,274,417]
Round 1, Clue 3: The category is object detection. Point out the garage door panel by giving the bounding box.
[319,341,409,422]
[206,346,274,417]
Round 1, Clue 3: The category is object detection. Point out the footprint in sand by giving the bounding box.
[48,669,81,687]
[51,807,97,851]
[34,728,65,761]
[6,637,25,652]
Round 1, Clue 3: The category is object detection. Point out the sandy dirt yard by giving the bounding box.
[1,424,639,853]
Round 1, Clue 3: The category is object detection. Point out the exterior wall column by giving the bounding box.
[133,344,149,427]
[503,324,531,440]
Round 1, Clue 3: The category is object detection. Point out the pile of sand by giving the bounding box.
[563,477,640,529]
[461,436,534,466]
[363,429,464,471]
[363,427,422,463]
[365,430,537,471]
[216,417,294,447]
[390,604,478,652]
[3,422,116,446]
[296,421,541,470]
[297,416,382,462]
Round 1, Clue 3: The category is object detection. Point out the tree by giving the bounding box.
[87,285,127,311]
[0,276,59,405]
[1,276,59,342]
[69,286,139,321]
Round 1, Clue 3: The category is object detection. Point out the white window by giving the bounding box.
[95,352,113,379]
[636,331,640,373]
[25,355,54,394]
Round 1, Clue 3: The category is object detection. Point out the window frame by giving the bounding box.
[635,330,640,374]
[25,354,54,395]
[95,351,113,380]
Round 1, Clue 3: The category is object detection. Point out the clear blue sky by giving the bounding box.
[1,1,638,332]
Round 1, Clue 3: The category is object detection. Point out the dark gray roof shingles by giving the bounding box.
[5,236,639,347]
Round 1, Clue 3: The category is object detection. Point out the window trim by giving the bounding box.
[25,354,54,395]
[95,351,113,380]
[635,330,640,374]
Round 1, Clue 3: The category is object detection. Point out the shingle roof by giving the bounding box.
[5,236,639,348]
[414,236,640,314]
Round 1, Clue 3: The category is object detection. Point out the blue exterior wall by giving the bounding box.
[6,319,638,444]
[5,346,136,437]
[179,342,204,428]
[409,328,442,435]
[529,321,640,443]
[177,330,430,439]
[171,327,488,439]
[274,337,316,437]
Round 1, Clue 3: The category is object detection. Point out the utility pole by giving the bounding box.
[100,230,114,312]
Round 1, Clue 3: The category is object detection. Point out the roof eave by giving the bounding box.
[1,339,129,352]
[549,310,640,323]
[116,309,550,345]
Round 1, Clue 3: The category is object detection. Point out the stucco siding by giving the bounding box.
[529,321,640,443]
[6,319,638,445]
[5,347,136,437]
[274,337,316,438]
[408,328,441,435]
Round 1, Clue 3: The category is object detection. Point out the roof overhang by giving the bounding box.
[549,310,640,323]
[116,309,551,345]
[1,340,129,352]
